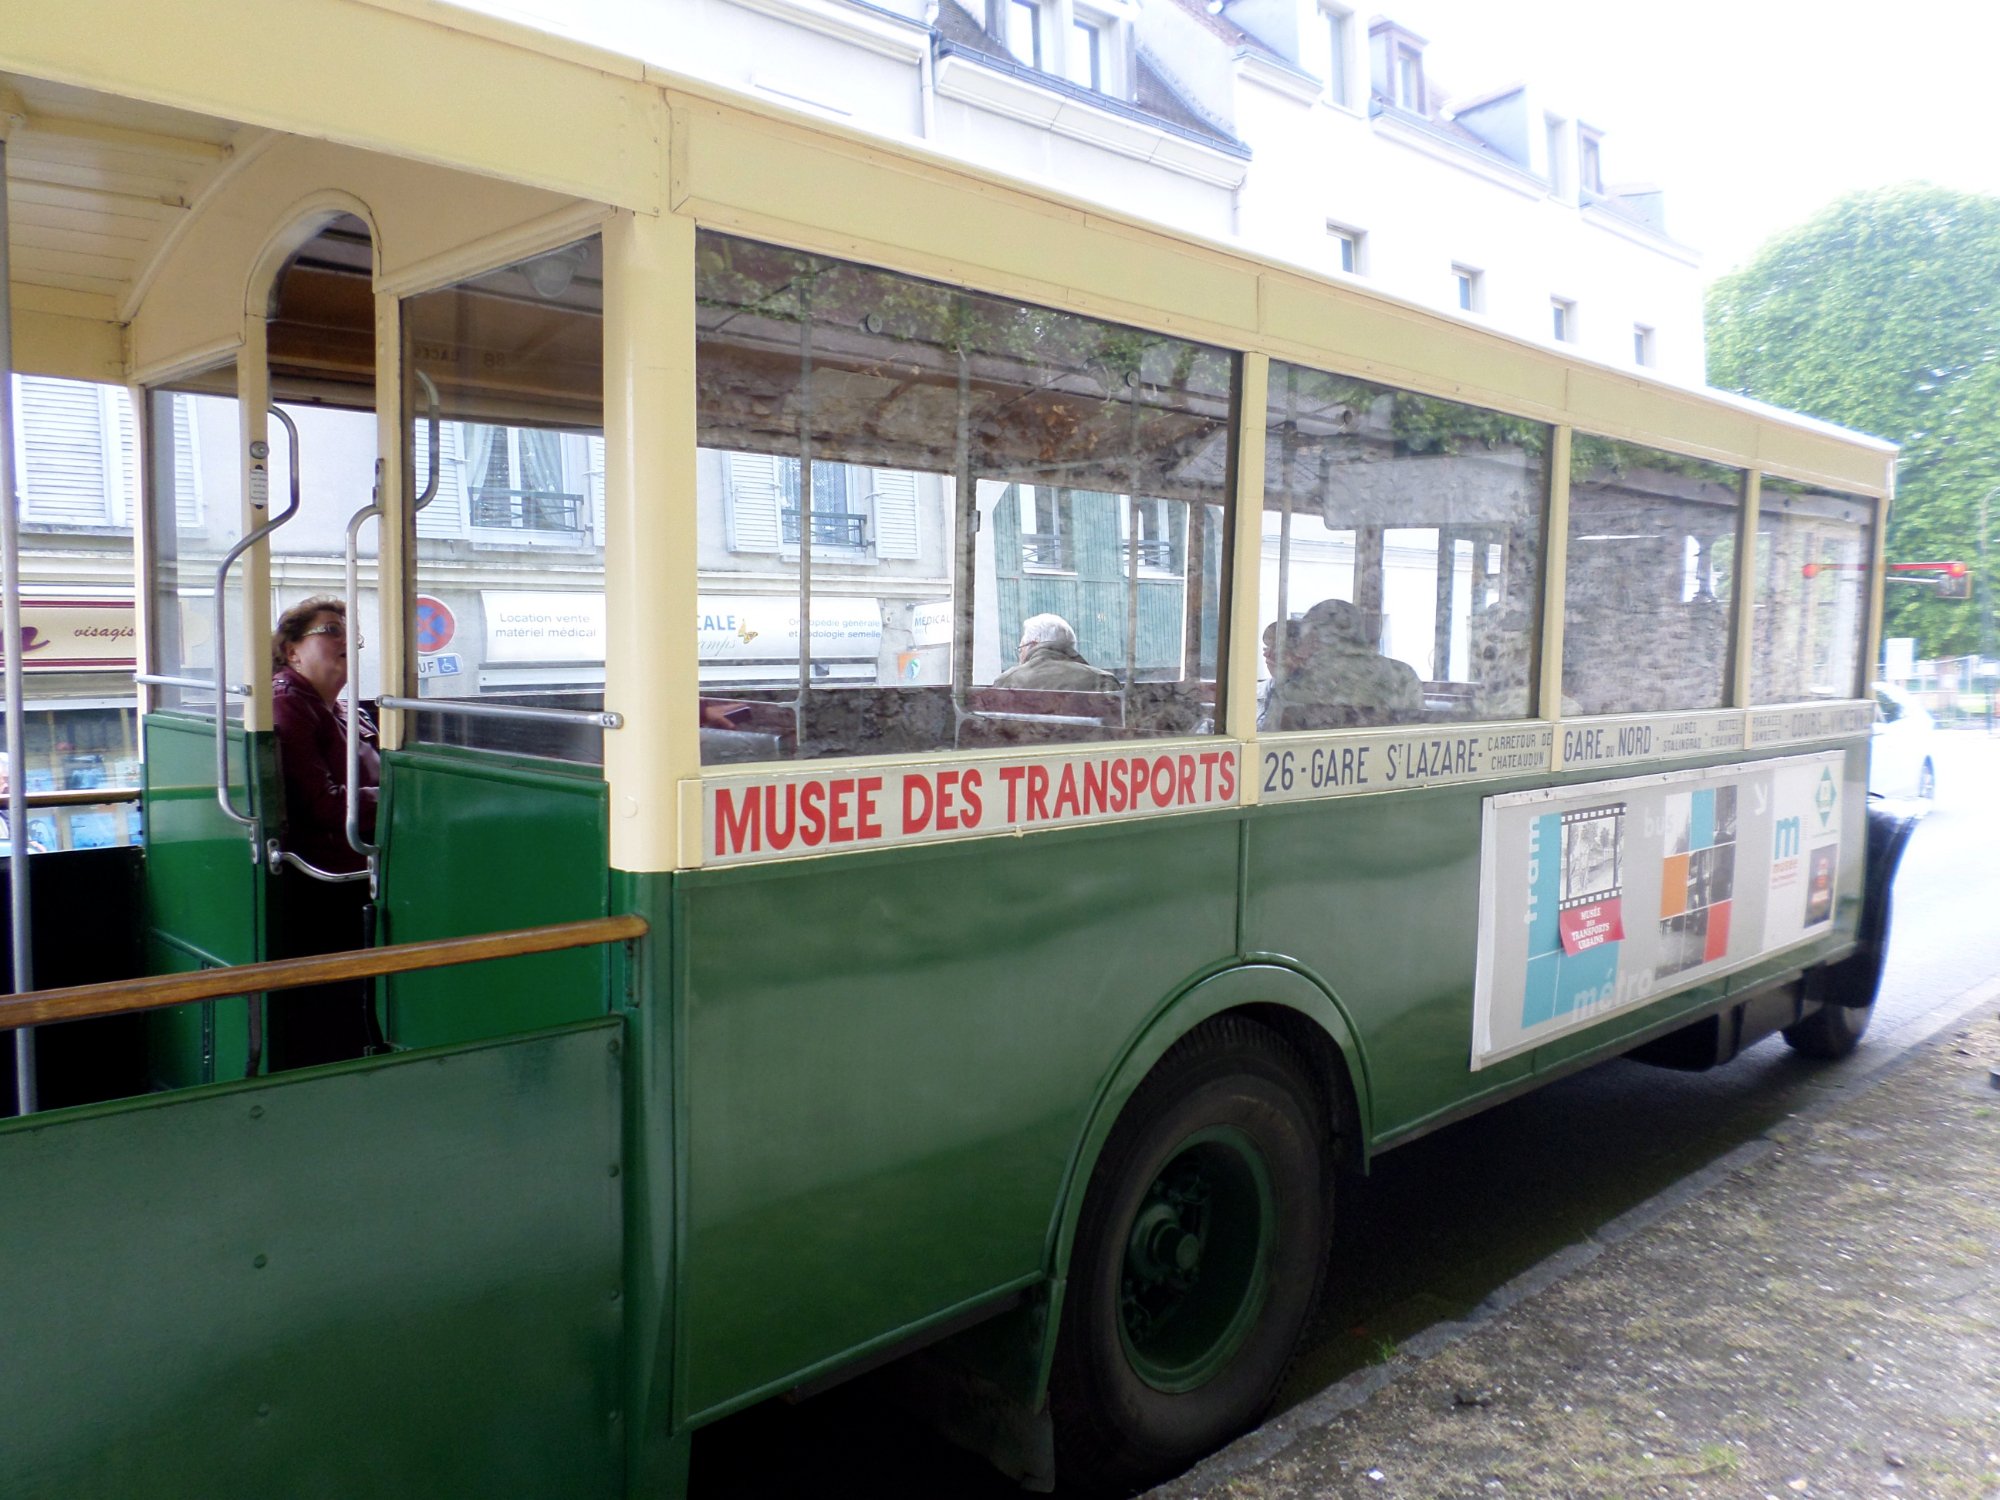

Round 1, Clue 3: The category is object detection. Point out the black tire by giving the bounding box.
[1051,1016,1330,1496]
[1782,998,1874,1060]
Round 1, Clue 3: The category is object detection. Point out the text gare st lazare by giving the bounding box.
[709,748,1240,860]
[1261,727,1550,799]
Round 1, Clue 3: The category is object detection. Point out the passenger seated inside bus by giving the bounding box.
[993,613,1118,692]
[1266,598,1423,729]
[269,596,384,1069]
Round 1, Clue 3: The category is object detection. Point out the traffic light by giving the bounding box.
[1939,561,1972,599]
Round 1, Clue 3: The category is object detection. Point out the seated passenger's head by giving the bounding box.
[1263,617,1303,675]
[273,595,353,704]
[1303,598,1372,648]
[1017,613,1077,660]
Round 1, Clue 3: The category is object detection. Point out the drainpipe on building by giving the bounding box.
[0,103,39,1116]
[921,1,939,138]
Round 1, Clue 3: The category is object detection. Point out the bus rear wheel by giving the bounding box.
[1052,1017,1328,1495]
[1783,998,1874,1059]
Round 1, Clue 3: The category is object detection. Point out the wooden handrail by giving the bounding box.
[0,914,649,1032]
[23,787,142,808]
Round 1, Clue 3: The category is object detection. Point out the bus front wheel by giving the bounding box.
[1052,1017,1329,1495]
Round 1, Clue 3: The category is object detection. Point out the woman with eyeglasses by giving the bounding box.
[268,596,383,1068]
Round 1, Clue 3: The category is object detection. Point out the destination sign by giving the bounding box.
[1257,723,1553,803]
[1746,700,1873,750]
[1556,710,1745,771]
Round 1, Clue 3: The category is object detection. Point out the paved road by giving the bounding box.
[695,731,2000,1497]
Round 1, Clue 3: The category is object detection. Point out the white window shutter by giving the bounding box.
[108,386,138,528]
[171,395,203,529]
[726,451,783,553]
[17,377,113,525]
[873,468,920,559]
[414,419,465,538]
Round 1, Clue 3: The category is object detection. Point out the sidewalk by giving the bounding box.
[1156,1001,2000,1500]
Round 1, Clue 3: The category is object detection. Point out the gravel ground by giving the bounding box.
[1154,1003,2000,1500]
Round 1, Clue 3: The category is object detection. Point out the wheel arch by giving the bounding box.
[1045,964,1370,1285]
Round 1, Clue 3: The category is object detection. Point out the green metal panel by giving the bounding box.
[380,747,610,1049]
[610,870,685,1497]
[1243,783,1536,1137]
[141,714,271,1088]
[672,815,1240,1423]
[0,1022,626,1500]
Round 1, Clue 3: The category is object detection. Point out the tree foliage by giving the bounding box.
[1706,184,2000,659]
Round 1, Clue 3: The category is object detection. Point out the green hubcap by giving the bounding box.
[1116,1125,1277,1393]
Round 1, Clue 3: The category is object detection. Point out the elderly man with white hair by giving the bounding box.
[993,613,1118,692]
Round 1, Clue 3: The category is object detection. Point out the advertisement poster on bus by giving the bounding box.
[1471,750,1849,1069]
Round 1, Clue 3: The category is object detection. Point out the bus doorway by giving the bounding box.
[140,213,387,1085]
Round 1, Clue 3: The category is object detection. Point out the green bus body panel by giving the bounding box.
[1243,781,1534,1136]
[0,1022,626,1500]
[671,815,1240,1422]
[141,714,271,1087]
[380,748,611,1048]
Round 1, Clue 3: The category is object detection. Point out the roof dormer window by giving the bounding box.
[1066,16,1102,88]
[1002,0,1042,68]
[1395,46,1424,111]
[1579,127,1604,195]
[1368,21,1429,115]
[990,0,1119,94]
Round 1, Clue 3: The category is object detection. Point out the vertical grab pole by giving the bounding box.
[0,129,38,1113]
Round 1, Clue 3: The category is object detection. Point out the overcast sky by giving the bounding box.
[1390,0,2000,276]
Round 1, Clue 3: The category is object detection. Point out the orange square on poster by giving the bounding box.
[1704,900,1732,963]
[1659,853,1690,918]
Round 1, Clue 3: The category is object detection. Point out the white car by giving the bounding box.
[1870,682,1938,801]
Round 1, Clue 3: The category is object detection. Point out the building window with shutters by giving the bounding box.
[12,376,137,531]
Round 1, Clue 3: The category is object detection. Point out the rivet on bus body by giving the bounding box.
[253,1254,268,1269]
[608,1163,622,1178]
[257,1404,271,1419]
[248,1105,263,1120]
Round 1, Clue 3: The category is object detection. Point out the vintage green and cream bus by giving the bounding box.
[0,3,1904,1495]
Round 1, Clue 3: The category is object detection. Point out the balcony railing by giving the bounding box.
[781,508,868,548]
[1122,537,1177,570]
[470,488,588,534]
[1020,531,1066,570]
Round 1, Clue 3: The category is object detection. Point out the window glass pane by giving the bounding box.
[147,374,246,717]
[405,235,606,763]
[1327,12,1348,107]
[695,231,1235,762]
[1,705,142,853]
[1563,437,1743,715]
[1751,480,1872,704]
[1066,20,1099,87]
[1262,363,1549,729]
[1004,0,1040,65]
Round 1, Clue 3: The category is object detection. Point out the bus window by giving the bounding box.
[405,237,606,762]
[1751,480,1872,703]
[1261,362,1549,729]
[146,375,247,717]
[693,232,1234,760]
[1564,438,1743,715]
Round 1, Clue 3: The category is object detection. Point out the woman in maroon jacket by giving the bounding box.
[269,596,382,1069]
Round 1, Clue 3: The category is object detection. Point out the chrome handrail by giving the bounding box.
[266,840,370,884]
[342,464,381,866]
[411,370,441,513]
[211,406,302,850]
[135,672,251,697]
[379,695,622,730]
